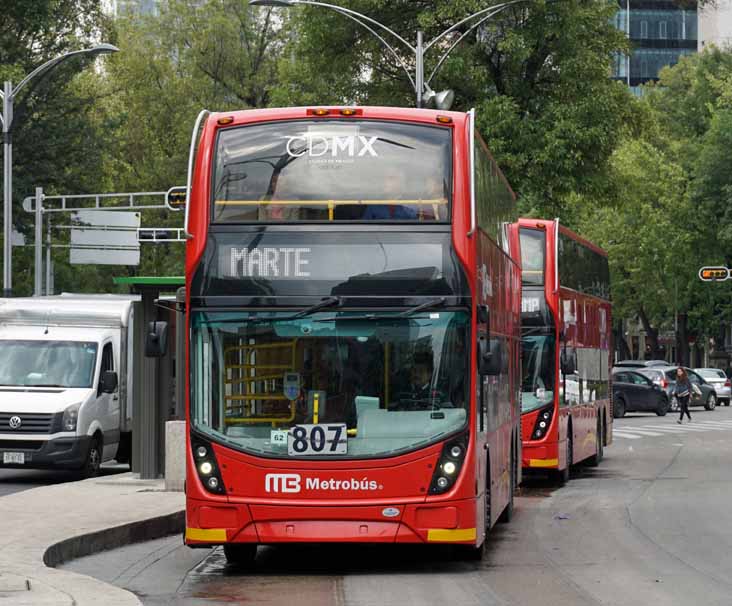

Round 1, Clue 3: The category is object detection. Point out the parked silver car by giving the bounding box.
[694,368,731,405]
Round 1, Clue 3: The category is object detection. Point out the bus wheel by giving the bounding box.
[588,418,603,467]
[557,431,572,485]
[223,544,257,567]
[498,446,515,523]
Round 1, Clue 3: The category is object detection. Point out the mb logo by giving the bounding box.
[265,473,301,493]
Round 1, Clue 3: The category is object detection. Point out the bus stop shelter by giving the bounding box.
[113,276,184,479]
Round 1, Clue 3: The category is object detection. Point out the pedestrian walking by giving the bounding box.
[674,367,692,424]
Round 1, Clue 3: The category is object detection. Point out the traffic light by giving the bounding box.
[699,266,730,281]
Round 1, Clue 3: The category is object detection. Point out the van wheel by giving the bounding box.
[81,435,103,478]
[224,544,257,567]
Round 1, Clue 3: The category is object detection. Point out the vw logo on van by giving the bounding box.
[8,416,21,430]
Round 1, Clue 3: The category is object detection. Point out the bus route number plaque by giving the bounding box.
[288,424,347,456]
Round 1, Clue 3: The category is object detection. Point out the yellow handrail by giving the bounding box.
[215,198,447,207]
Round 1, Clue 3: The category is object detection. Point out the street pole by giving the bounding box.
[415,30,424,108]
[34,187,43,296]
[0,44,118,298]
[3,81,13,297]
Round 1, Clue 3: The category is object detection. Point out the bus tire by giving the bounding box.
[498,443,515,524]
[223,543,257,567]
[557,429,572,485]
[458,469,491,561]
[588,418,603,467]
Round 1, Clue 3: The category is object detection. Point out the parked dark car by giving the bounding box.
[612,369,670,417]
[653,366,718,412]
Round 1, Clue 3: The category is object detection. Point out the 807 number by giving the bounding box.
[287,423,347,456]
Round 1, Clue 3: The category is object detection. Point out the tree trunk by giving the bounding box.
[677,313,690,366]
[613,321,631,361]
[638,307,662,358]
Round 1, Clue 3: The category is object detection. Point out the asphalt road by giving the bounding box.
[0,462,127,497]
[63,406,732,606]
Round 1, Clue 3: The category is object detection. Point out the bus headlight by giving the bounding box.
[429,434,468,495]
[531,406,554,441]
[62,403,81,432]
[191,435,226,495]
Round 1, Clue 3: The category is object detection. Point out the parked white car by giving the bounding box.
[694,368,731,406]
[0,297,136,475]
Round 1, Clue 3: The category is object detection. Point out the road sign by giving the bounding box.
[70,210,140,265]
[699,266,731,282]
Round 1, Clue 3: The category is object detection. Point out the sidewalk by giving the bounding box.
[0,472,184,605]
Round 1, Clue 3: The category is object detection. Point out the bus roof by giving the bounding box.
[206,106,468,128]
[516,218,607,258]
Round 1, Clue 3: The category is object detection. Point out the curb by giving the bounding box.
[43,510,185,568]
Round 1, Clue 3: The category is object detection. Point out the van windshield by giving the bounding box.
[0,340,98,388]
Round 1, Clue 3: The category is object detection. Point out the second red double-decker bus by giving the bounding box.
[181,105,521,563]
[511,219,612,483]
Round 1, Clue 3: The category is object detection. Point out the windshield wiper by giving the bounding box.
[289,296,341,319]
[398,297,446,318]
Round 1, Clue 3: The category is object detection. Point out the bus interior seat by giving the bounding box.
[355,396,379,420]
[356,408,466,439]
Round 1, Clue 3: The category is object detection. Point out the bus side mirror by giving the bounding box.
[101,370,118,394]
[145,321,169,358]
[560,347,577,375]
[478,338,502,376]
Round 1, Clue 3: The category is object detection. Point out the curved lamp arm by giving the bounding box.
[426,6,506,87]
[12,43,119,99]
[250,0,416,90]
[423,0,530,54]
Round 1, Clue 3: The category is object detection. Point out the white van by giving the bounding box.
[0,297,136,476]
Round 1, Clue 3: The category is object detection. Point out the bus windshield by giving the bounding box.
[191,310,469,458]
[0,340,98,388]
[211,120,452,223]
[521,335,555,413]
[519,228,545,286]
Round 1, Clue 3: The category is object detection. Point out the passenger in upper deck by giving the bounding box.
[259,173,300,221]
[362,173,417,220]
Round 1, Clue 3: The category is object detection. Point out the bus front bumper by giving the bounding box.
[522,441,559,470]
[185,497,479,547]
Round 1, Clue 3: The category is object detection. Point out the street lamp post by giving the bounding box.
[0,43,119,297]
[249,0,531,108]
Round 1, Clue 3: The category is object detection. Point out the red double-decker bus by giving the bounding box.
[510,219,612,482]
[182,106,521,564]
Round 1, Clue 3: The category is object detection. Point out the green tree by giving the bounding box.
[0,0,114,295]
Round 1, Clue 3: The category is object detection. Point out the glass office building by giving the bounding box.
[613,1,698,94]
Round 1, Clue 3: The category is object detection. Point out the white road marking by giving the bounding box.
[614,417,732,440]
[612,431,643,439]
